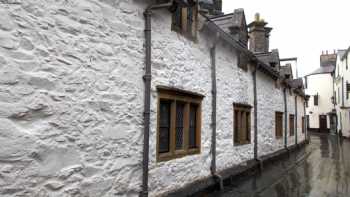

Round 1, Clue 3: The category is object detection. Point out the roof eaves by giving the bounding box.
[203,14,279,80]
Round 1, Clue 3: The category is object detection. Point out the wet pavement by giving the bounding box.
[203,133,350,197]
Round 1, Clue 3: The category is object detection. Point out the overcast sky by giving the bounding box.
[223,0,350,77]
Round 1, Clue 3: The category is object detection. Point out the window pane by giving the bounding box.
[175,102,185,150]
[246,112,251,141]
[290,115,294,136]
[234,110,239,143]
[240,111,246,143]
[159,101,171,153]
[189,104,198,149]
[174,6,182,28]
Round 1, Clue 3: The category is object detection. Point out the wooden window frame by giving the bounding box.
[171,1,198,41]
[289,114,295,136]
[157,87,203,162]
[302,116,305,133]
[346,81,350,100]
[275,112,284,139]
[233,103,252,146]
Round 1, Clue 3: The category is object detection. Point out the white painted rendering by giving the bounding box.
[0,1,306,197]
[335,50,350,137]
[305,74,334,129]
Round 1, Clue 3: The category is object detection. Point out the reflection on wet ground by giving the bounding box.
[204,133,350,197]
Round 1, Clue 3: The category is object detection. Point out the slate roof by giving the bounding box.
[337,49,346,59]
[289,78,304,89]
[210,9,248,46]
[305,65,335,76]
[255,49,280,69]
[341,46,350,60]
[280,64,293,78]
[201,11,280,79]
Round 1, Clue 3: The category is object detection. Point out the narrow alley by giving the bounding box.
[202,134,350,197]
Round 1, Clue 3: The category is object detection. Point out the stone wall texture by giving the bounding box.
[0,1,306,197]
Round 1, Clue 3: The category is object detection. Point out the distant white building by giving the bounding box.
[334,48,350,137]
[305,52,337,133]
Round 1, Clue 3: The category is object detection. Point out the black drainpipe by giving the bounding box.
[210,44,223,190]
[304,100,307,141]
[142,2,173,197]
[210,46,217,174]
[342,77,345,107]
[294,95,298,146]
[283,88,288,149]
[253,65,258,160]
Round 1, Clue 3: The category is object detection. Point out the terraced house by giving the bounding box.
[334,47,350,138]
[0,0,307,196]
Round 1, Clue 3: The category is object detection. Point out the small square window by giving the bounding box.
[157,87,203,162]
[346,82,350,100]
[302,117,306,133]
[233,103,252,145]
[289,114,295,136]
[171,1,198,40]
[275,112,284,139]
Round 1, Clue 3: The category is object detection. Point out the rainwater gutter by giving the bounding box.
[142,1,173,197]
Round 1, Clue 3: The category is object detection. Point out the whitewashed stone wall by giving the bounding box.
[256,73,285,156]
[0,0,307,197]
[287,91,296,146]
[297,96,306,143]
[147,10,213,197]
[0,0,146,196]
[215,41,255,172]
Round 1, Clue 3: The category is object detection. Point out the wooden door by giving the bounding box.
[319,115,328,133]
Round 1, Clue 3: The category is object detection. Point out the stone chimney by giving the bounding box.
[320,50,337,67]
[214,0,222,12]
[248,13,272,54]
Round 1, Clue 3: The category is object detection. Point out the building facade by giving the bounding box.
[0,0,306,196]
[305,52,337,133]
[334,48,350,137]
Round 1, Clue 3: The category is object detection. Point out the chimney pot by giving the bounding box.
[248,13,271,54]
[255,13,260,22]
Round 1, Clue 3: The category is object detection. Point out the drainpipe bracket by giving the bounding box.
[143,74,152,81]
[139,191,148,197]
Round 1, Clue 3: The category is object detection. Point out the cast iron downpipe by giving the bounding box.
[283,88,288,149]
[253,65,258,160]
[304,100,307,141]
[142,1,173,197]
[210,41,223,190]
[210,45,217,175]
[294,95,298,146]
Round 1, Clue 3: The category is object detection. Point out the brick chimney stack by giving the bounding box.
[248,13,272,54]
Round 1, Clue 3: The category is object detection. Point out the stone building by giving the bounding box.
[0,0,306,196]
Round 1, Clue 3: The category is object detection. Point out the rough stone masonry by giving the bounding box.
[0,0,306,197]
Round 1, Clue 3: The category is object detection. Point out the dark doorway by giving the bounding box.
[319,115,328,133]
